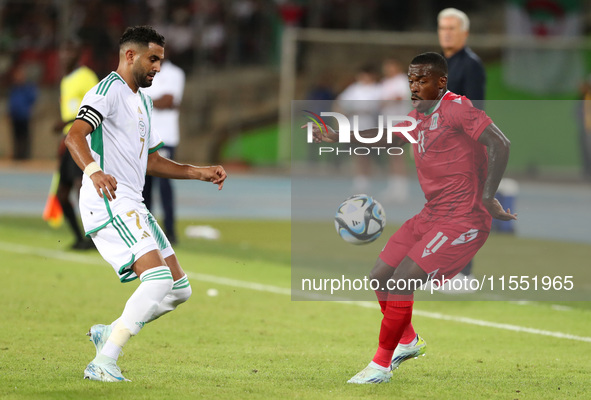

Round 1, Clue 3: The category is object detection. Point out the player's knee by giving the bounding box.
[369,258,395,283]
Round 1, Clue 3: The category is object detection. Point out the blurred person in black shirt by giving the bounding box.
[438,8,485,110]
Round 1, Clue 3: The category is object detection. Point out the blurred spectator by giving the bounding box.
[380,57,410,203]
[335,64,382,193]
[438,7,485,109]
[307,73,336,103]
[141,59,186,244]
[201,16,227,66]
[231,0,268,64]
[162,6,197,71]
[76,0,117,78]
[8,64,37,160]
[53,39,98,249]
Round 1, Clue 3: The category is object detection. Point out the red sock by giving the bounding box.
[372,298,414,368]
[375,290,388,314]
[399,322,417,345]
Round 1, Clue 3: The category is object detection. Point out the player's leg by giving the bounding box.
[58,147,90,249]
[370,258,422,352]
[371,215,418,313]
[56,180,84,242]
[84,209,172,382]
[86,250,172,382]
[349,257,427,384]
[372,217,421,347]
[379,258,428,370]
[145,253,192,322]
[374,257,426,363]
[159,178,176,243]
[349,217,424,384]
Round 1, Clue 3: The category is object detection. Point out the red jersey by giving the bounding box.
[399,91,493,230]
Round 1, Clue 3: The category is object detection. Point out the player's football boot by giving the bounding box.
[391,335,427,370]
[83,356,130,382]
[87,324,112,357]
[347,364,393,384]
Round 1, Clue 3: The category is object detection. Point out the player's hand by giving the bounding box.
[90,171,118,201]
[200,165,227,190]
[300,123,338,143]
[482,198,517,221]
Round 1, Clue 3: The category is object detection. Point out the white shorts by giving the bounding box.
[90,207,174,283]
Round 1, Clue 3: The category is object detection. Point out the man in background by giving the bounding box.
[438,7,485,109]
[53,39,99,249]
[141,59,186,244]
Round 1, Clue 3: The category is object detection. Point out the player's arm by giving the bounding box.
[477,123,517,221]
[152,94,175,109]
[64,119,118,200]
[146,151,226,190]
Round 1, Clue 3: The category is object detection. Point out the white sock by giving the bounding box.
[147,274,192,323]
[100,266,173,360]
[101,334,122,360]
[369,361,390,372]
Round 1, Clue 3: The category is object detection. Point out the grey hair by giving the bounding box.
[438,8,470,32]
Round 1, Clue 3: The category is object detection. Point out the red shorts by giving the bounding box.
[379,214,489,281]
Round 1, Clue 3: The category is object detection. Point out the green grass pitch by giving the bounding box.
[1,216,590,399]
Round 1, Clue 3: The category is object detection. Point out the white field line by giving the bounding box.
[3,241,591,343]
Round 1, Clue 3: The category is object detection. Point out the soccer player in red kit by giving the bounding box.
[308,52,517,384]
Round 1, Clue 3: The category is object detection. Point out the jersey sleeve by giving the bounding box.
[147,96,164,152]
[76,88,110,131]
[148,127,164,153]
[449,100,492,141]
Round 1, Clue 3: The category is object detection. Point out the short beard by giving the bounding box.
[133,69,152,88]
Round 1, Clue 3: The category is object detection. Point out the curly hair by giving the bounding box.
[119,25,165,48]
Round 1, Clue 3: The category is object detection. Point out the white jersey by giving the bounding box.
[140,60,185,147]
[76,71,163,235]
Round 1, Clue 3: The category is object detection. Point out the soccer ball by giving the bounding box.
[334,194,386,245]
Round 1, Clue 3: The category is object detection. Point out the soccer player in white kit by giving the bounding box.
[65,26,227,382]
